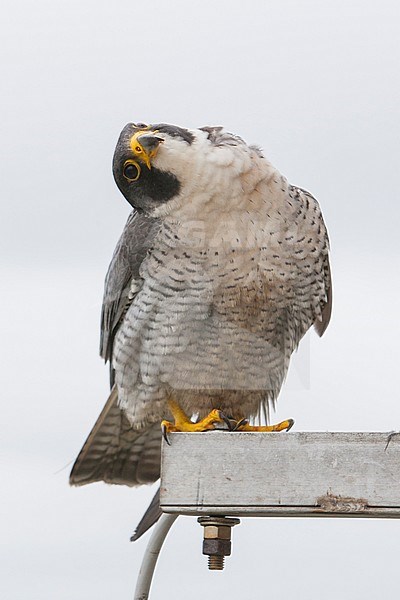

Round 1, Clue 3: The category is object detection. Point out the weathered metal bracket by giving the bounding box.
[160,432,400,518]
[135,431,400,599]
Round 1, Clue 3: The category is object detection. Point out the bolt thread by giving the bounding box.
[208,555,225,571]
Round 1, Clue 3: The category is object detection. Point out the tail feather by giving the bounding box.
[70,386,161,487]
[130,488,162,541]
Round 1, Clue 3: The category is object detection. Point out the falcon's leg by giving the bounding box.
[233,418,295,432]
[161,399,230,443]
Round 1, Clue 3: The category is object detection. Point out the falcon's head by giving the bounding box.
[113,122,267,217]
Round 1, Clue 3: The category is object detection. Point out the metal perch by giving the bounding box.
[134,431,400,597]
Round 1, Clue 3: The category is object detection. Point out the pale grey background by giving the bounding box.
[2,1,400,598]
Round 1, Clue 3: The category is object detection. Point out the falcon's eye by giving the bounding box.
[123,160,141,182]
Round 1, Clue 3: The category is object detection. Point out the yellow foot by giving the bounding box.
[161,399,230,444]
[233,418,294,432]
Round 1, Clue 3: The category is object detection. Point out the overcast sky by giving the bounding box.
[2,1,400,599]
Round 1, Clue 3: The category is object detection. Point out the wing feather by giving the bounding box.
[314,258,332,336]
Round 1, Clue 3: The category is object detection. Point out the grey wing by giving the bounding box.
[70,210,162,487]
[291,186,332,337]
[100,210,160,380]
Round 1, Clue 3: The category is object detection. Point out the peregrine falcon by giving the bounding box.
[70,123,332,539]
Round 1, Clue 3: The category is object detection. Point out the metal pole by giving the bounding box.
[134,514,178,600]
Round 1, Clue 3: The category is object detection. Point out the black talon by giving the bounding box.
[233,418,248,431]
[286,419,295,432]
[162,423,171,446]
[218,411,234,431]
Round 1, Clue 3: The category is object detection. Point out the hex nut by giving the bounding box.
[203,538,232,557]
[203,525,231,540]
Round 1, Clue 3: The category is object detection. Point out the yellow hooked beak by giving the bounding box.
[129,130,164,169]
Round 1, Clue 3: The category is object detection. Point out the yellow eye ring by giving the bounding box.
[123,160,141,182]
